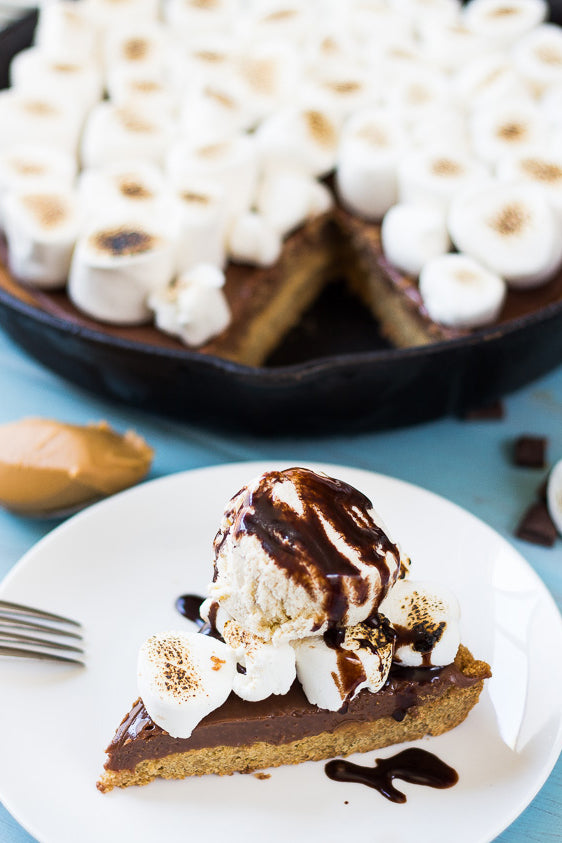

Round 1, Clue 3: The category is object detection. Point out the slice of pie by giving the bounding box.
[97,467,491,792]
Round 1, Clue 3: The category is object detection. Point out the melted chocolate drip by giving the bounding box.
[175,594,205,626]
[215,468,401,627]
[324,748,458,802]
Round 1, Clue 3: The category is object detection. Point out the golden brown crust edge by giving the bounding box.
[97,645,490,793]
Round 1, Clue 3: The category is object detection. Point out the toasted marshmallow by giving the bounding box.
[164,0,239,36]
[167,136,257,221]
[398,147,490,213]
[167,34,236,92]
[394,0,461,30]
[77,161,166,217]
[34,0,99,64]
[378,580,461,667]
[179,79,251,146]
[470,100,547,167]
[137,631,235,739]
[104,24,168,76]
[245,1,312,44]
[513,24,562,95]
[300,65,373,123]
[227,211,282,267]
[497,148,562,225]
[463,0,547,48]
[234,40,300,124]
[418,252,506,328]
[149,264,230,347]
[294,621,394,712]
[453,54,531,111]
[257,167,332,238]
[0,145,76,226]
[546,459,562,537]
[170,178,227,271]
[203,602,296,701]
[10,48,103,115]
[336,108,406,221]
[3,185,80,289]
[106,68,178,119]
[68,219,175,324]
[256,106,339,178]
[386,65,451,126]
[381,204,451,277]
[448,181,562,288]
[81,102,175,169]
[0,90,83,157]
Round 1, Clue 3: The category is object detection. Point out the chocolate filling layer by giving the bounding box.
[104,661,483,773]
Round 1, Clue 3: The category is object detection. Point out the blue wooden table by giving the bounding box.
[0,328,560,843]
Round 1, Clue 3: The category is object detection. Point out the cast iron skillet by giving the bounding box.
[1,7,562,435]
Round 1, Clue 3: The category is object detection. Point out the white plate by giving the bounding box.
[1,461,561,843]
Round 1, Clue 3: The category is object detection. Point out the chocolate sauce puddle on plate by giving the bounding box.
[175,593,205,626]
[325,748,458,803]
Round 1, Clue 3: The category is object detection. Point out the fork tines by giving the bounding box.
[0,600,84,666]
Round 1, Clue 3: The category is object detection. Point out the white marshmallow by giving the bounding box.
[381,204,451,277]
[0,145,76,227]
[10,47,103,115]
[227,212,282,267]
[448,181,562,288]
[167,136,257,221]
[463,0,547,48]
[546,459,562,537]
[513,23,562,96]
[336,108,406,221]
[470,100,547,167]
[170,178,227,272]
[454,53,532,111]
[418,252,506,328]
[3,184,80,289]
[256,106,340,178]
[398,147,490,213]
[394,0,462,30]
[418,20,489,73]
[81,102,175,169]
[34,0,99,64]
[205,603,296,701]
[85,0,160,31]
[257,167,332,238]
[379,580,461,668]
[137,631,235,739]
[541,85,562,135]
[0,89,83,157]
[497,148,562,226]
[68,218,175,324]
[164,0,240,37]
[77,161,166,217]
[149,264,231,347]
[294,622,394,712]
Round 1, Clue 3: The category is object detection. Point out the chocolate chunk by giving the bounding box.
[515,502,557,547]
[462,400,505,420]
[513,435,547,468]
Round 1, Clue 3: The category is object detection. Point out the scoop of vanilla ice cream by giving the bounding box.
[209,467,406,643]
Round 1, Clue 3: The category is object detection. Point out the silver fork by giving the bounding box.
[0,600,84,666]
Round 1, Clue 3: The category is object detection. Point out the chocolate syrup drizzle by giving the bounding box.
[214,468,401,627]
[325,748,458,802]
